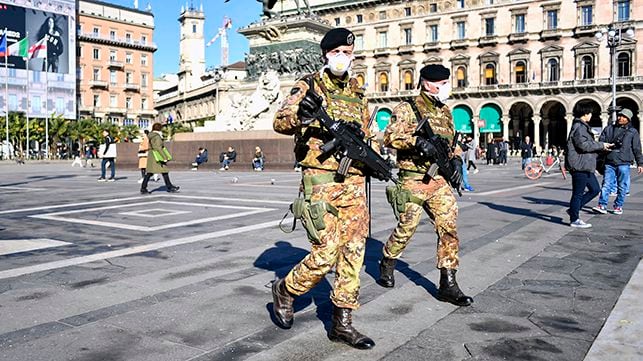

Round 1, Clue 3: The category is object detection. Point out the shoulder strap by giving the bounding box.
[405,98,423,123]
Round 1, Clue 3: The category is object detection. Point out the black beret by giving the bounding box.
[420,64,450,82]
[320,28,355,52]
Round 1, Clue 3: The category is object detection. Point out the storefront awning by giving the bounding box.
[479,104,502,133]
[375,109,392,132]
[452,106,473,133]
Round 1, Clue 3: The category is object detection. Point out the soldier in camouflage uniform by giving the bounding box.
[271,28,376,350]
[377,64,473,307]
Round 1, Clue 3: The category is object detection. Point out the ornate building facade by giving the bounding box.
[77,0,157,128]
[281,0,642,150]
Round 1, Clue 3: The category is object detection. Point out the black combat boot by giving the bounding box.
[436,268,473,306]
[376,257,397,288]
[271,278,294,329]
[328,306,375,350]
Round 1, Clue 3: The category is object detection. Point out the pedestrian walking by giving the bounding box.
[140,123,180,194]
[520,136,535,170]
[377,64,473,308]
[565,103,613,228]
[97,129,116,182]
[498,138,509,165]
[592,108,643,215]
[137,130,150,183]
[465,136,478,173]
[271,27,375,350]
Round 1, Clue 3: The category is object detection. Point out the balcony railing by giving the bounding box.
[450,76,643,95]
[124,83,141,92]
[373,48,389,57]
[89,80,108,88]
[108,60,124,69]
[78,31,157,51]
[540,28,563,40]
[478,35,498,47]
[397,44,414,55]
[508,32,528,44]
[450,39,468,49]
[423,41,440,52]
[573,24,598,37]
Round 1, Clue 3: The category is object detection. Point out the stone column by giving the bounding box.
[541,117,549,150]
[565,113,574,137]
[501,114,510,141]
[472,115,481,151]
[532,114,542,154]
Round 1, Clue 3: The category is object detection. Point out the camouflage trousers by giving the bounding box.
[383,176,460,269]
[285,170,368,310]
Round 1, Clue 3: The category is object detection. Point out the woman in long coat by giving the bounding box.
[140,123,179,194]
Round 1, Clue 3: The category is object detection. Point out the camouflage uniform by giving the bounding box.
[273,70,373,309]
[383,92,461,269]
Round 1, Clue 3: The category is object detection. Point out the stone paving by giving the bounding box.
[0,159,640,361]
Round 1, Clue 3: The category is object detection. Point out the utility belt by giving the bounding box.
[385,171,425,220]
[279,171,342,245]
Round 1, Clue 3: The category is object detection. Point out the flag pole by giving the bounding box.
[4,28,9,160]
[25,31,29,160]
[45,53,48,160]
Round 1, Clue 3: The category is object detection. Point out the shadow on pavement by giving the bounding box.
[479,201,565,225]
[523,196,569,207]
[254,241,333,331]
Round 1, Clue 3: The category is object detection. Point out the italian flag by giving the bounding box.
[8,38,29,58]
[28,37,46,59]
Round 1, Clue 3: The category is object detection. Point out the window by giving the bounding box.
[110,70,116,84]
[547,58,560,81]
[484,18,495,36]
[8,94,17,111]
[405,7,412,16]
[379,72,389,92]
[515,61,527,83]
[617,0,630,21]
[192,23,197,33]
[93,94,100,107]
[617,52,631,77]
[334,18,340,26]
[485,0,494,4]
[378,31,388,47]
[141,35,147,45]
[456,66,466,88]
[125,97,132,109]
[379,11,386,20]
[109,50,116,61]
[484,63,497,85]
[141,98,148,109]
[124,118,134,126]
[404,28,412,45]
[141,73,148,88]
[126,72,133,84]
[356,74,365,87]
[125,33,132,43]
[580,5,593,26]
[356,14,363,23]
[93,68,100,81]
[430,3,437,13]
[581,55,594,79]
[126,53,132,64]
[32,71,40,82]
[110,117,119,124]
[32,96,41,113]
[92,27,99,36]
[456,22,466,40]
[403,70,414,90]
[141,54,148,66]
[457,0,465,9]
[429,25,439,42]
[546,10,558,30]
[93,48,99,60]
[109,30,116,40]
[515,14,525,33]
[355,34,364,50]
[110,95,117,107]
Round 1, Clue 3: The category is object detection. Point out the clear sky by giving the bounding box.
[106,0,260,78]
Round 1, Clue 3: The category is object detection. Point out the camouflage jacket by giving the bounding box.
[273,69,375,174]
[384,92,460,173]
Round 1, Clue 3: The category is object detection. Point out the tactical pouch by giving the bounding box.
[386,185,412,220]
[291,197,337,245]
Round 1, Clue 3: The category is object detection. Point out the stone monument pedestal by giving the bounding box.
[193,15,332,133]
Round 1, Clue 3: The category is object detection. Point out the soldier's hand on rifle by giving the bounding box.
[298,91,324,124]
[415,137,437,158]
[449,157,463,186]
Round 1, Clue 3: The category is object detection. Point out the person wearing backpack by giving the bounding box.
[592,108,643,215]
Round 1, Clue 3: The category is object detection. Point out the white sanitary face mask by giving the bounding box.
[425,81,451,102]
[326,53,352,76]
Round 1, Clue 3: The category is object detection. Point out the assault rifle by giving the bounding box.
[305,84,396,183]
[412,107,462,196]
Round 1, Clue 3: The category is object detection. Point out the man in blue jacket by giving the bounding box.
[592,108,643,215]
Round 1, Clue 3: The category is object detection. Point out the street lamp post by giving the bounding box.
[595,25,634,124]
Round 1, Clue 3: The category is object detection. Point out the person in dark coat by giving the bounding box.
[140,123,179,194]
[565,103,613,228]
[520,136,535,170]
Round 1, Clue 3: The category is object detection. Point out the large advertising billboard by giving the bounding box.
[0,0,76,119]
